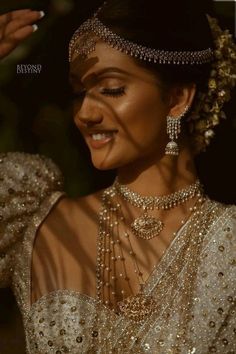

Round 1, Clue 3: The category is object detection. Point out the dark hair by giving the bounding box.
[97,0,215,124]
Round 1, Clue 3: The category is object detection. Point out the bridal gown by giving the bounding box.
[0,152,235,353]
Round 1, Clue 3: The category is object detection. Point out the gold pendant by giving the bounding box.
[118,293,158,322]
[131,212,164,240]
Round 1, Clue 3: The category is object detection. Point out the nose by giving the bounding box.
[74,95,103,128]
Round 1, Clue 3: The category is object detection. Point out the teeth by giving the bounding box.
[91,132,113,141]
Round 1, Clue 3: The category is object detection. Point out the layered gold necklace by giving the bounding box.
[113,178,202,239]
[95,178,205,320]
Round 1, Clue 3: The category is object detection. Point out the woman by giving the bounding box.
[0,1,236,353]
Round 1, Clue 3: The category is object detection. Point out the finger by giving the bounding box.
[9,24,36,40]
[0,9,31,26]
[3,11,43,37]
[0,25,35,59]
[10,9,32,19]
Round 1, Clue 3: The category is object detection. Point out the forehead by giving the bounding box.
[69,41,156,83]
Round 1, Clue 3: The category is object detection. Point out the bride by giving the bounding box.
[0,1,236,353]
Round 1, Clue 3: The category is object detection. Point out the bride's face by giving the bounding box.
[70,41,171,170]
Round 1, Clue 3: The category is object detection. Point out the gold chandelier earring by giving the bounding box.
[165,105,189,156]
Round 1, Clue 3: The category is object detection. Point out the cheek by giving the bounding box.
[116,89,167,147]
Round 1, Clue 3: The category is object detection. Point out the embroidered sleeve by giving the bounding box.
[0,152,63,287]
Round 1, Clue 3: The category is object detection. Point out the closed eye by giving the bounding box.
[71,86,126,102]
[99,87,126,97]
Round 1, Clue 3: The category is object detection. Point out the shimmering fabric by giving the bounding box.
[0,152,236,353]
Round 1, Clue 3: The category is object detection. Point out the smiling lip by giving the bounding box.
[87,131,118,149]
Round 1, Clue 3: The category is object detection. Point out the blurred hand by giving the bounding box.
[0,9,44,59]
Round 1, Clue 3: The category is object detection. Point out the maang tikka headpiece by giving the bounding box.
[68,3,214,65]
[68,1,236,154]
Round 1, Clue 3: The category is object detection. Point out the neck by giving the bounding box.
[116,145,198,196]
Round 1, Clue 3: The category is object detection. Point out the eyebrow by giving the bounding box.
[93,67,130,76]
[69,66,130,81]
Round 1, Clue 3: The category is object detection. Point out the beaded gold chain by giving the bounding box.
[95,181,206,317]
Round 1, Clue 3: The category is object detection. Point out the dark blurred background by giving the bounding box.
[0,0,235,353]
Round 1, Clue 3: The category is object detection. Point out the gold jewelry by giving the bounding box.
[68,16,213,64]
[113,178,202,239]
[95,181,205,318]
[165,105,189,156]
[116,195,208,323]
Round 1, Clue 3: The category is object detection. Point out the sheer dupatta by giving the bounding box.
[98,199,236,353]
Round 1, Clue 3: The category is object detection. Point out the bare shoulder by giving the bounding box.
[37,188,105,242]
[55,188,105,223]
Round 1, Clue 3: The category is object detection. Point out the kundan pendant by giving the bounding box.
[131,212,164,239]
[118,292,158,322]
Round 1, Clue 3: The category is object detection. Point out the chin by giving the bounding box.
[91,156,121,171]
[90,149,142,171]
[89,149,124,170]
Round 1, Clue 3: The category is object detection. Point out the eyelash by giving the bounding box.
[100,87,125,97]
[72,87,125,100]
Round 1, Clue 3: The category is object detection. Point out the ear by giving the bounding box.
[168,84,196,117]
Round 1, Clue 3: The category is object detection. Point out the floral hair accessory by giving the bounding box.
[187,15,236,154]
